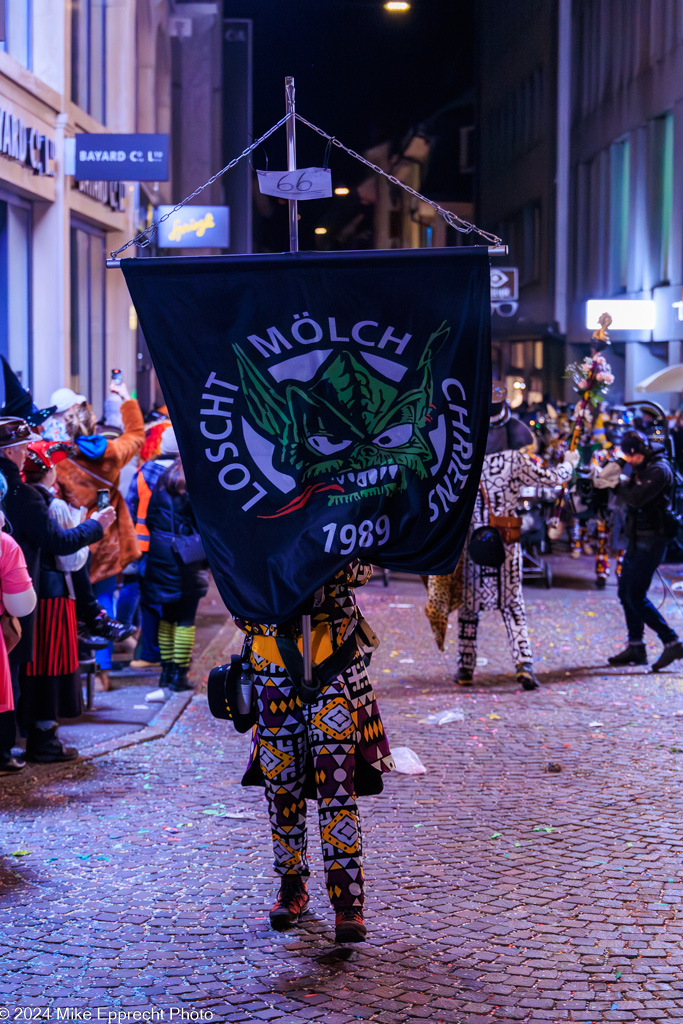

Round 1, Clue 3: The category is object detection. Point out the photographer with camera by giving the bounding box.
[598,430,683,671]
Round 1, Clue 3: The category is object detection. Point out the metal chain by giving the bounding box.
[110,111,503,259]
[295,113,503,245]
[109,112,292,259]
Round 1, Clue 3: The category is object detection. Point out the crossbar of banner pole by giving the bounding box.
[106,245,508,269]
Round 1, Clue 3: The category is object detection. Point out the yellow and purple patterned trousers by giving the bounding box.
[254,656,366,909]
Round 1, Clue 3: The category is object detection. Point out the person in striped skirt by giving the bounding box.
[19,441,116,761]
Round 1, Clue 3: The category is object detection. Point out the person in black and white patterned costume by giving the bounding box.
[458,383,578,691]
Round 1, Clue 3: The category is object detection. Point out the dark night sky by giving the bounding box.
[223,0,475,172]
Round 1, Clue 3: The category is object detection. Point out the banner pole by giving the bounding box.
[285,76,299,254]
[285,75,312,684]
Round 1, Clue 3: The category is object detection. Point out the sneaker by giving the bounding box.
[334,907,367,943]
[269,876,309,931]
[0,755,26,774]
[76,624,110,651]
[88,612,136,644]
[456,667,473,686]
[608,643,647,667]
[25,727,78,764]
[651,640,683,673]
[130,659,161,670]
[516,663,539,691]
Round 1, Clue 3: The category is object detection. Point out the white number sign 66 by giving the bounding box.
[322,516,390,554]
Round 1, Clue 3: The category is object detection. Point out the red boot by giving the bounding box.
[334,907,367,943]
[269,875,309,931]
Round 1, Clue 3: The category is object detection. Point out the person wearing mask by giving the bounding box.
[56,380,144,690]
[434,383,578,691]
[0,469,36,774]
[232,562,393,943]
[0,419,115,762]
[598,430,683,671]
[141,456,209,700]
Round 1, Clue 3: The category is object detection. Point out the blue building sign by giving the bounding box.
[75,133,169,181]
[156,206,230,249]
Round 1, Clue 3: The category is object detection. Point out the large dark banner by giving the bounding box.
[122,248,491,622]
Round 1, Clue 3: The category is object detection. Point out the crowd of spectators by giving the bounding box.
[0,363,205,773]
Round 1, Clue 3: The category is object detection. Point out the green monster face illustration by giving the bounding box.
[235,320,449,511]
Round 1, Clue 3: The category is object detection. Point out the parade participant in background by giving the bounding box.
[139,404,172,464]
[670,407,683,473]
[56,379,144,690]
[141,454,208,699]
[232,561,393,943]
[121,427,180,671]
[430,383,578,691]
[597,429,683,672]
[0,470,37,774]
[19,441,117,762]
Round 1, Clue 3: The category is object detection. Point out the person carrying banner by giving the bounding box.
[455,384,578,690]
[233,561,393,944]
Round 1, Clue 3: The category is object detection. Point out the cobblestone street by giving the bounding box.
[2,559,683,1023]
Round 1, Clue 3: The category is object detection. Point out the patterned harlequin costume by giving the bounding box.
[235,561,393,911]
[459,450,573,673]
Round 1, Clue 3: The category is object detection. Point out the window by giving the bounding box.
[70,223,105,417]
[659,112,674,283]
[520,200,541,286]
[1,0,32,69]
[534,341,544,370]
[608,138,630,293]
[71,0,106,124]
[649,112,674,285]
[459,126,474,174]
[0,192,31,388]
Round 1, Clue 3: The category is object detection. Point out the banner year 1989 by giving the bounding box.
[321,515,390,554]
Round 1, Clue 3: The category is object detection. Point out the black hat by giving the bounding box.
[486,417,535,455]
[621,429,649,456]
[0,417,40,449]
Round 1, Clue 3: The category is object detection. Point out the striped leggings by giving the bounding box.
[158,596,200,668]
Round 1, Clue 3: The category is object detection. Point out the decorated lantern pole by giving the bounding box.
[549,312,615,529]
[567,311,614,450]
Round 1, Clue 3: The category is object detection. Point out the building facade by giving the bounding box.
[0,0,226,418]
[476,0,562,405]
[0,0,144,416]
[568,0,683,410]
[477,0,683,412]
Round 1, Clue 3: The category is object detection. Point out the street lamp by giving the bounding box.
[384,2,411,10]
